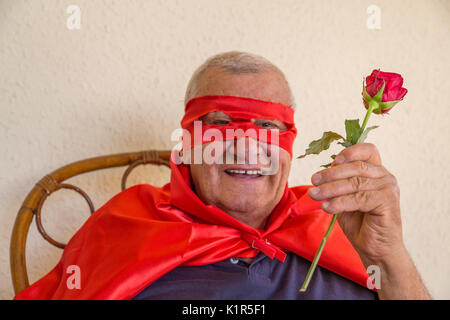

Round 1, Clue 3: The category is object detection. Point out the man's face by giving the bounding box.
[188,67,293,229]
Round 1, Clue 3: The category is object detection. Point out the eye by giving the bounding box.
[260,122,274,128]
[200,111,232,126]
[252,118,287,131]
[211,119,230,125]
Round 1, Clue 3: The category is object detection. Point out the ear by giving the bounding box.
[179,149,185,164]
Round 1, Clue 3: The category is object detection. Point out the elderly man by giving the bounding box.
[15,51,430,300]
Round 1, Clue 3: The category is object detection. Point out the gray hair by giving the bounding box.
[184,51,296,109]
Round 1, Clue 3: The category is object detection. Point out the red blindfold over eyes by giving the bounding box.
[180,95,297,158]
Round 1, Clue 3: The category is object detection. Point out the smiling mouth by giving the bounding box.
[224,169,263,178]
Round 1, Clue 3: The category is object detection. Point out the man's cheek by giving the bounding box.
[262,145,280,175]
[202,141,227,164]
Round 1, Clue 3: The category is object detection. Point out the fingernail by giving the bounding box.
[312,173,321,184]
[322,201,330,209]
[335,155,345,164]
[309,187,320,196]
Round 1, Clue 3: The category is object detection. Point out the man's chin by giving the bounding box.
[217,200,264,218]
[220,184,267,198]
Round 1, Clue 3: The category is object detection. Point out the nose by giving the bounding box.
[227,137,268,165]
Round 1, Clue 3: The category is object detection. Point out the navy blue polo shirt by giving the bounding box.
[133,251,378,300]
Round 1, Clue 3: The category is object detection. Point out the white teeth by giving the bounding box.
[226,169,262,175]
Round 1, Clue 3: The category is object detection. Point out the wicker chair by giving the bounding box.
[10,150,171,295]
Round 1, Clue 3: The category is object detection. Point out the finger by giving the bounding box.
[311,160,389,186]
[333,143,382,166]
[308,174,396,201]
[320,190,383,215]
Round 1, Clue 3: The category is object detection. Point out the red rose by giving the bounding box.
[363,70,408,114]
[299,68,409,292]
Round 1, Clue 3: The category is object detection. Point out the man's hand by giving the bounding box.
[307,143,431,299]
[308,143,402,262]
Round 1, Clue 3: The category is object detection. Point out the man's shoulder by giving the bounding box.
[115,182,170,201]
[92,183,171,219]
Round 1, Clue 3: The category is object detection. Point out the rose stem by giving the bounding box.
[361,100,377,132]
[300,214,337,292]
[299,100,377,292]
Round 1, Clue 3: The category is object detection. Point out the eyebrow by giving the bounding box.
[201,112,231,120]
[201,112,287,125]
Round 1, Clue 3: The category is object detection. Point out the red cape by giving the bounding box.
[15,159,372,300]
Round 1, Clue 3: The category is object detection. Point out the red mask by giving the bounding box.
[180,95,297,158]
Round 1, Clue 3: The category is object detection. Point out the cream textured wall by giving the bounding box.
[1,0,449,299]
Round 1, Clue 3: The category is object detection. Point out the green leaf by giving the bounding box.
[344,119,363,145]
[320,154,337,168]
[337,140,353,147]
[356,125,379,143]
[297,131,344,159]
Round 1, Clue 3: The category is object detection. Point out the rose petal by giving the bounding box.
[397,87,408,100]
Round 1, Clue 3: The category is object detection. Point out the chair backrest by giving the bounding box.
[10,150,171,294]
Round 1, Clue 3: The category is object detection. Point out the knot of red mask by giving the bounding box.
[179,95,297,160]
